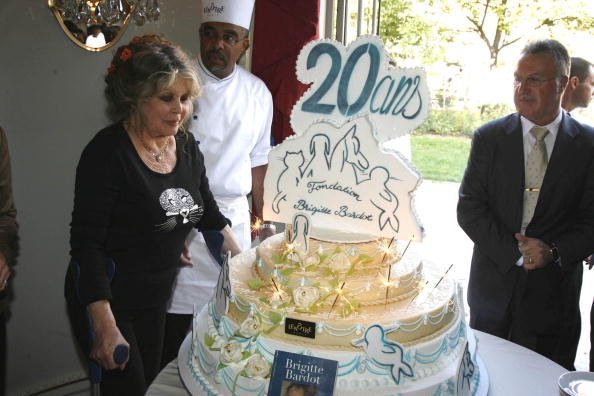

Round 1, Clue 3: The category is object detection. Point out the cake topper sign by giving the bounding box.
[264,36,426,241]
[264,116,423,240]
[291,35,430,142]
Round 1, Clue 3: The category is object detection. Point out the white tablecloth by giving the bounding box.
[146,330,568,395]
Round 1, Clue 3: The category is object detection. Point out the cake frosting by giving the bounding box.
[180,229,483,395]
[178,35,485,396]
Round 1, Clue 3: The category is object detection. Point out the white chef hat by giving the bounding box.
[200,0,255,30]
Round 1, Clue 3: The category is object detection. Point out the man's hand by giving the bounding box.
[515,233,553,270]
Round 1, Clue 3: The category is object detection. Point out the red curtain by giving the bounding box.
[252,0,320,145]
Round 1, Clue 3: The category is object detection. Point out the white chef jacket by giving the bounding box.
[85,32,106,48]
[167,57,273,314]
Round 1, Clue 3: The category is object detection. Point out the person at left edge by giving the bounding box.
[0,127,18,395]
[64,34,242,395]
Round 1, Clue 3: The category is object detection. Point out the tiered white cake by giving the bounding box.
[179,36,485,396]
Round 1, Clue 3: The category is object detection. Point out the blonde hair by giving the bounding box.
[104,34,201,127]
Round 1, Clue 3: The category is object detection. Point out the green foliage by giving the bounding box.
[411,135,471,182]
[247,278,263,290]
[204,333,215,348]
[378,0,448,62]
[451,0,594,67]
[328,277,340,289]
[280,268,295,277]
[416,109,481,136]
[377,0,594,68]
[272,252,287,264]
[268,311,283,325]
[478,103,514,122]
[416,103,513,136]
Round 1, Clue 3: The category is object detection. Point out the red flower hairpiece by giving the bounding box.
[119,47,133,62]
[107,63,117,74]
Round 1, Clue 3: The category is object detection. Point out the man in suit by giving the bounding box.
[561,56,594,372]
[457,39,594,370]
[561,57,594,114]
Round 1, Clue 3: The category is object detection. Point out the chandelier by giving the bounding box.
[51,0,160,27]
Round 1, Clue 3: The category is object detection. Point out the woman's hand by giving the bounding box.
[180,242,192,267]
[87,300,130,370]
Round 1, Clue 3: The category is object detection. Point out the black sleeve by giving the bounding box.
[70,133,121,305]
[457,128,521,273]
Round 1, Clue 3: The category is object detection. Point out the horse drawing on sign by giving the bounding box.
[329,125,369,184]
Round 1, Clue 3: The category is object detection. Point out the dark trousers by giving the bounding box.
[470,308,579,371]
[160,313,192,369]
[67,303,167,396]
[470,267,581,371]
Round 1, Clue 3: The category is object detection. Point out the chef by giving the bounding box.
[161,0,275,366]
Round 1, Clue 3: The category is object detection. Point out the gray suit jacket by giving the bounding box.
[457,112,594,333]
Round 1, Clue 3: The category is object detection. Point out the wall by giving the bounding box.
[0,1,203,393]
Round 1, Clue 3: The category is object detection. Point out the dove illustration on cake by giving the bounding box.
[353,324,414,384]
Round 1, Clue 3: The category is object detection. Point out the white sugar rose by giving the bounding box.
[293,286,320,309]
[328,251,351,273]
[239,315,261,338]
[244,354,270,378]
[219,340,243,364]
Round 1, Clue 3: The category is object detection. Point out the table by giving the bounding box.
[146,330,568,395]
[475,331,567,395]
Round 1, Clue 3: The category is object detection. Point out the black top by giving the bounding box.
[67,122,227,309]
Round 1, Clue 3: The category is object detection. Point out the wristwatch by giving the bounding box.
[549,243,561,266]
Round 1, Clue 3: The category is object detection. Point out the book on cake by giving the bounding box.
[267,351,338,396]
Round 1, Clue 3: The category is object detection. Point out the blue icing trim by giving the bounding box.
[219,368,267,395]
[254,338,275,360]
[220,316,235,338]
[336,355,363,376]
[196,341,217,374]
[414,320,465,364]
[186,343,218,396]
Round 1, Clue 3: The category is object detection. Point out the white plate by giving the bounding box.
[558,371,594,396]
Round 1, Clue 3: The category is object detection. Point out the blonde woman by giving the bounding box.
[65,34,240,394]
